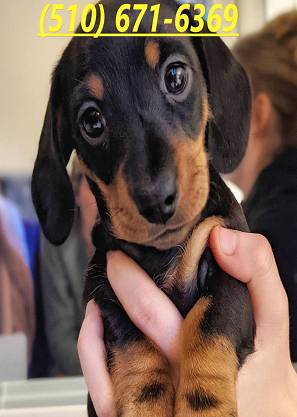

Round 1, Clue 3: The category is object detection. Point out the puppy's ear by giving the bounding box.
[192,34,251,173]
[32,68,74,245]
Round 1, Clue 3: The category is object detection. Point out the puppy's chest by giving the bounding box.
[88,216,222,317]
[154,216,222,317]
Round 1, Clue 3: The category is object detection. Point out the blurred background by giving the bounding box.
[0,0,296,416]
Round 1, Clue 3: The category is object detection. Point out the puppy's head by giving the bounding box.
[32,0,250,250]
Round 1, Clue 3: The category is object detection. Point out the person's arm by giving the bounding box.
[41,236,82,375]
[78,228,297,417]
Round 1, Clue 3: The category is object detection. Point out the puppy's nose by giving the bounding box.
[136,174,178,224]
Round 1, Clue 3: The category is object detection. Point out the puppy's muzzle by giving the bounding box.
[133,169,178,224]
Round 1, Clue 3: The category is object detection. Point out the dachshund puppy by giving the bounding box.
[32,1,254,416]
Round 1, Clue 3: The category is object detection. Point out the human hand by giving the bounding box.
[210,228,297,417]
[78,228,297,417]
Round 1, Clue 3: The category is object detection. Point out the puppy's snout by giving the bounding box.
[135,171,178,225]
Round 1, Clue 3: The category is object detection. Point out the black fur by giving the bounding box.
[137,382,166,402]
[31,1,254,416]
[185,390,219,411]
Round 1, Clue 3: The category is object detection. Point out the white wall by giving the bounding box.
[0,0,94,175]
[238,0,265,34]
[265,0,297,20]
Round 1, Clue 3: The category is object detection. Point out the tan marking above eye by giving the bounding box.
[77,94,212,251]
[87,74,104,100]
[145,41,160,69]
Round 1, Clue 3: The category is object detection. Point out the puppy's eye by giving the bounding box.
[165,64,188,95]
[80,107,105,143]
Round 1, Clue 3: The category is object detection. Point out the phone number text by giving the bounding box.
[39,3,239,38]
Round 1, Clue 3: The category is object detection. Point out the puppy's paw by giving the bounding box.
[175,298,238,417]
[111,340,174,417]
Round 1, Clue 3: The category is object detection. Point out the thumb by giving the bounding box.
[209,227,289,346]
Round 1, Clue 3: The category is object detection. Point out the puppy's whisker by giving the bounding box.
[88,282,104,298]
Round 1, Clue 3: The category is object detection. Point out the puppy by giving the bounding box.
[32,1,254,416]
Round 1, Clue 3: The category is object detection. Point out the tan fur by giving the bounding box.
[179,216,223,283]
[163,216,223,291]
[87,74,104,100]
[175,297,238,417]
[79,96,236,415]
[111,340,174,417]
[172,99,210,234]
[79,96,210,250]
[110,300,238,417]
[145,41,160,69]
[174,138,209,228]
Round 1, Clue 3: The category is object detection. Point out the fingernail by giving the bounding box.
[219,227,238,255]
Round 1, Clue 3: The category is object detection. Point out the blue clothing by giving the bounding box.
[0,195,29,266]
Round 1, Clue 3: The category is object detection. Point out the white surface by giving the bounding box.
[0,334,27,381]
[0,0,97,175]
[224,180,244,203]
[265,0,297,20]
[238,0,265,34]
[0,405,87,417]
[0,377,87,409]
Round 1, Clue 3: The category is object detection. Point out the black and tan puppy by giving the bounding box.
[32,1,254,416]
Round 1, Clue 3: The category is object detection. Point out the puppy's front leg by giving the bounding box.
[175,272,254,417]
[111,339,174,417]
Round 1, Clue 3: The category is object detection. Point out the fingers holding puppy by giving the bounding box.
[106,251,182,371]
[78,228,292,417]
[209,227,289,347]
[77,301,116,417]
